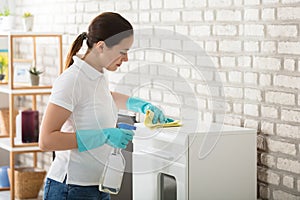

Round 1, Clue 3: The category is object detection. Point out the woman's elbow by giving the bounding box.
[38,134,51,151]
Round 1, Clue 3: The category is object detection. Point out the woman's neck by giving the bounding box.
[82,50,104,73]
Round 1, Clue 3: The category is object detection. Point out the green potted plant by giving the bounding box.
[28,66,43,86]
[0,54,8,81]
[22,12,34,31]
[0,7,14,30]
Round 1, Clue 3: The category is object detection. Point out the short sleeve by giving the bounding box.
[49,71,80,112]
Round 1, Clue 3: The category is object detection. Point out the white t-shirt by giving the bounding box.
[46,56,118,185]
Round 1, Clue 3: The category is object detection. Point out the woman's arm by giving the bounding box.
[111,92,130,110]
[39,103,77,151]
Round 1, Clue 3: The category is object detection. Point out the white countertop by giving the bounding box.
[133,121,256,145]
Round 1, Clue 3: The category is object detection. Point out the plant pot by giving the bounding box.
[23,16,34,32]
[0,74,5,81]
[0,16,14,31]
[30,74,39,86]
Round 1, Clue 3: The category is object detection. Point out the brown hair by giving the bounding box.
[64,12,133,70]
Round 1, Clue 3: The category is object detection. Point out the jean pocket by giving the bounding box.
[43,178,52,200]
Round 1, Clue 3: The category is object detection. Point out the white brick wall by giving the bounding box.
[283,59,296,71]
[273,190,300,200]
[228,71,242,83]
[258,168,280,185]
[262,8,275,20]
[208,0,232,7]
[213,25,237,36]
[265,91,295,105]
[182,11,202,21]
[244,72,258,85]
[245,88,262,101]
[161,11,180,22]
[219,40,242,52]
[253,57,281,71]
[261,153,276,168]
[184,0,206,8]
[12,0,300,199]
[244,9,259,21]
[244,41,259,52]
[244,0,260,5]
[278,42,300,55]
[281,109,300,123]
[261,121,275,135]
[244,103,259,117]
[274,75,300,89]
[277,7,300,20]
[244,25,265,36]
[267,25,298,37]
[204,10,214,21]
[163,0,183,9]
[283,175,294,189]
[262,0,279,4]
[259,73,272,86]
[220,56,235,67]
[216,10,242,21]
[224,86,243,99]
[190,25,210,36]
[277,124,300,139]
[277,158,300,174]
[261,106,278,119]
[261,41,276,53]
[267,139,296,155]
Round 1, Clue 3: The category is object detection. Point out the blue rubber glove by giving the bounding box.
[103,128,134,149]
[126,97,174,124]
[76,128,134,152]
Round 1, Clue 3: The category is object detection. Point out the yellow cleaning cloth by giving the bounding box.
[144,110,182,129]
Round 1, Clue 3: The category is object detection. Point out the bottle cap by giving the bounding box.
[117,122,136,130]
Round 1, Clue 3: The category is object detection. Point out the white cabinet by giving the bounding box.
[132,122,256,200]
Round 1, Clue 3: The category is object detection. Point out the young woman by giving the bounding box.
[39,12,169,200]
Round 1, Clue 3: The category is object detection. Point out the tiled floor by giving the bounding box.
[0,191,42,200]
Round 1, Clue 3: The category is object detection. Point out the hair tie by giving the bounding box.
[81,32,87,40]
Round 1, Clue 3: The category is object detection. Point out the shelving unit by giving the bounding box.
[0,32,63,200]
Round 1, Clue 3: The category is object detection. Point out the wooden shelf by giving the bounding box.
[0,33,63,90]
[0,138,40,153]
[0,31,62,37]
[0,32,63,200]
[0,187,10,191]
[0,84,52,95]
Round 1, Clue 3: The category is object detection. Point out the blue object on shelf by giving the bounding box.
[0,166,10,187]
[117,122,137,130]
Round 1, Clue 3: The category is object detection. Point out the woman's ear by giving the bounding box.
[95,41,105,53]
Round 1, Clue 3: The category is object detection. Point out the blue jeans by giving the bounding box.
[43,178,110,200]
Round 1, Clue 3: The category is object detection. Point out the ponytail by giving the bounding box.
[64,32,88,70]
[64,12,133,70]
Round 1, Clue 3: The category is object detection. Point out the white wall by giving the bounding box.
[13,0,300,199]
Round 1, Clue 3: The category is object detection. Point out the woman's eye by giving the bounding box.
[120,52,127,56]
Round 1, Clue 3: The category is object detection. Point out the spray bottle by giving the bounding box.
[99,122,136,194]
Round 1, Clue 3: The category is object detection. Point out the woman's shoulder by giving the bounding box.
[53,67,82,91]
[56,65,81,81]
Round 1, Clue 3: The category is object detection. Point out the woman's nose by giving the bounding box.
[122,53,128,62]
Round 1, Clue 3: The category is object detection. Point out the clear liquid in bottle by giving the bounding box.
[99,148,125,194]
[99,122,136,194]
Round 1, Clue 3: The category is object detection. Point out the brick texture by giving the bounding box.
[13,0,300,199]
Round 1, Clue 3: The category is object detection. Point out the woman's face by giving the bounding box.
[101,35,134,71]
